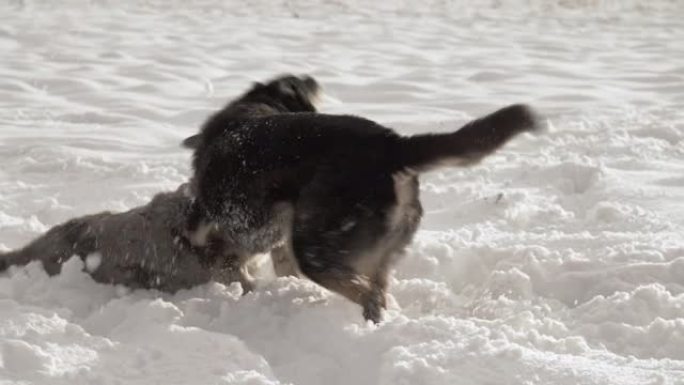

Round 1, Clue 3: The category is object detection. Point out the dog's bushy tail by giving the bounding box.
[397,104,540,172]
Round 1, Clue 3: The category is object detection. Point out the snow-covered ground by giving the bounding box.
[1,0,684,383]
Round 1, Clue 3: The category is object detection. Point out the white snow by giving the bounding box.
[1,0,684,384]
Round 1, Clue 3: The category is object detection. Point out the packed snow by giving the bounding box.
[1,0,684,384]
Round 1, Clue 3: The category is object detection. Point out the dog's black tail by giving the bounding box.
[397,104,540,172]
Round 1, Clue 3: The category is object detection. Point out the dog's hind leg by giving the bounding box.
[291,223,415,323]
[296,257,385,323]
[290,168,400,323]
[291,228,388,322]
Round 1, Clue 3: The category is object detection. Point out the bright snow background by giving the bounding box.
[1,0,684,384]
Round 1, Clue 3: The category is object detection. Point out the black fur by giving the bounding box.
[397,103,538,170]
[182,74,320,149]
[186,74,540,323]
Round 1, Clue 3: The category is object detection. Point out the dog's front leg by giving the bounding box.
[209,253,255,294]
[271,244,300,278]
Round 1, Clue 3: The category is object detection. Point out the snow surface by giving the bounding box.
[1,0,684,384]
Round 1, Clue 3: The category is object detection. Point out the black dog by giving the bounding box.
[184,74,540,323]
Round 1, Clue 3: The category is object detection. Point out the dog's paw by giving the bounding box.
[363,300,384,324]
[240,279,255,295]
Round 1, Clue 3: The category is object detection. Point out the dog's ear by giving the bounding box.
[277,81,296,96]
[182,134,201,149]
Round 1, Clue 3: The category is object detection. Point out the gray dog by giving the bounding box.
[0,184,259,292]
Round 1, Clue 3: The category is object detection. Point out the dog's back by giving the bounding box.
[192,105,537,222]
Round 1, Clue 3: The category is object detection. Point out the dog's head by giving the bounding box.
[246,74,321,113]
[182,74,322,149]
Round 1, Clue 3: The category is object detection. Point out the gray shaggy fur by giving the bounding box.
[0,184,246,292]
